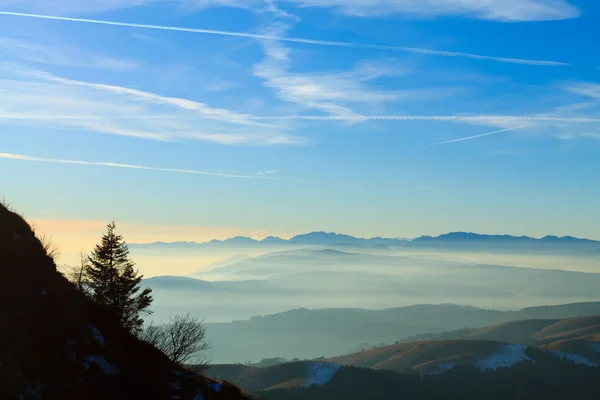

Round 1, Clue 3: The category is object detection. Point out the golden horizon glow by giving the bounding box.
[28,217,295,253]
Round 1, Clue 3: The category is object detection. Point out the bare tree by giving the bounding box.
[62,252,89,293]
[140,314,210,367]
[34,230,61,260]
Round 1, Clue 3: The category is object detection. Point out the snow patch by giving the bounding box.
[303,363,341,387]
[208,383,221,392]
[89,325,105,345]
[82,355,120,375]
[552,352,597,367]
[193,393,204,400]
[477,344,535,371]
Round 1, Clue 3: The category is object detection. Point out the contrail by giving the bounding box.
[0,115,174,120]
[229,115,600,123]
[0,152,275,180]
[5,114,600,124]
[0,11,568,67]
[435,126,528,145]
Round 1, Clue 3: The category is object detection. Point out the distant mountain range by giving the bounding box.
[130,231,600,252]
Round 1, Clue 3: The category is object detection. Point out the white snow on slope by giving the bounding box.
[89,325,105,345]
[193,393,204,400]
[208,383,221,393]
[477,344,535,371]
[303,363,341,387]
[82,355,120,375]
[552,352,597,367]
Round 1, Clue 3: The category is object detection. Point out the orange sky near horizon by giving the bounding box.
[28,217,294,254]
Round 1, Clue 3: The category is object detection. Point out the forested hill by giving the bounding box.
[0,202,248,400]
[259,359,600,400]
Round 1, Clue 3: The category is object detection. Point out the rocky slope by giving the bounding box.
[0,202,249,400]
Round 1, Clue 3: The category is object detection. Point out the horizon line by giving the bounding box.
[127,231,598,246]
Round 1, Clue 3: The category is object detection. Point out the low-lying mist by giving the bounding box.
[135,246,600,322]
[60,244,600,363]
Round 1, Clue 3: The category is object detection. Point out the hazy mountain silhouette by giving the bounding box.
[143,275,277,292]
[201,302,600,364]
[130,231,599,253]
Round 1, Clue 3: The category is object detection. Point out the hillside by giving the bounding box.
[202,302,600,363]
[259,360,600,400]
[329,340,535,374]
[208,338,600,398]
[0,202,248,400]
[329,315,600,374]
[205,361,341,393]
[205,313,600,394]
[417,314,600,348]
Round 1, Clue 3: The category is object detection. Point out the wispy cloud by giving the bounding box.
[0,11,569,66]
[255,169,279,175]
[0,152,274,179]
[253,24,459,116]
[0,66,303,145]
[283,0,580,22]
[31,70,260,125]
[556,132,600,140]
[0,0,578,22]
[227,115,600,123]
[189,0,296,19]
[563,82,600,99]
[0,36,137,70]
[435,126,529,145]
[254,29,394,116]
[0,0,156,15]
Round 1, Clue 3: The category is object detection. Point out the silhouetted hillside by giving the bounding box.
[0,202,248,400]
[259,361,600,400]
[206,361,327,392]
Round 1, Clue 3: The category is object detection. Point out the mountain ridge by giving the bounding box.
[129,231,600,250]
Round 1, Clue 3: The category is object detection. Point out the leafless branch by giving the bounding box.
[140,314,210,367]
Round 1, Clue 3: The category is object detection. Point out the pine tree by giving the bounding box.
[85,222,153,333]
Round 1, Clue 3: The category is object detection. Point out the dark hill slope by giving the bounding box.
[0,202,248,400]
[207,361,321,393]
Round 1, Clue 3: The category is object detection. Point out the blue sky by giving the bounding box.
[1,0,600,248]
